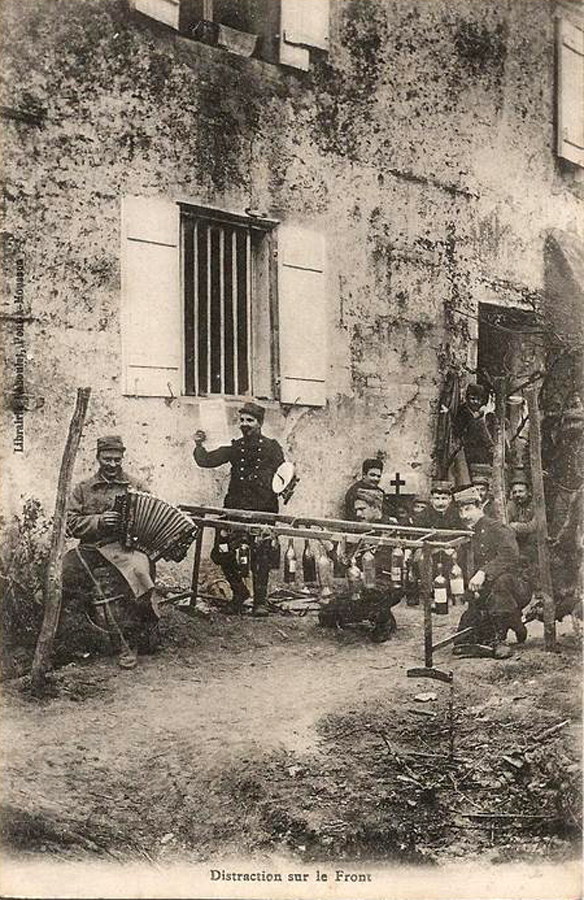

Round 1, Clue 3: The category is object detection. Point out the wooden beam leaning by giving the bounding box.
[31,387,91,692]
[526,385,556,650]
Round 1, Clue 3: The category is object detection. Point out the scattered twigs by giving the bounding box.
[533,719,571,742]
[461,812,558,820]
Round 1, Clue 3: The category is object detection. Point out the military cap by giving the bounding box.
[466,383,487,401]
[509,469,530,487]
[238,400,265,425]
[470,464,492,485]
[453,484,481,505]
[430,480,453,494]
[97,435,125,452]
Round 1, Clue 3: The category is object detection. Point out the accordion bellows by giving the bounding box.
[115,490,198,562]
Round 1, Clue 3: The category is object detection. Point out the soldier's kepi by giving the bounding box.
[193,401,291,616]
[62,434,164,670]
[452,484,530,659]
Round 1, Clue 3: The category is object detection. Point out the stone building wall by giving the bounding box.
[1,0,582,529]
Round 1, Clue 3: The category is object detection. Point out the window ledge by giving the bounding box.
[174,31,284,83]
[189,20,258,58]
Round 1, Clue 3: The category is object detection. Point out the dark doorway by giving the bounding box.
[477,302,540,389]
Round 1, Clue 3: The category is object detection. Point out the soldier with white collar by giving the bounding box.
[193,401,285,616]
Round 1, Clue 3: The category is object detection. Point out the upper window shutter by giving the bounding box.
[279,0,329,70]
[121,196,181,398]
[278,224,327,407]
[557,16,584,167]
[128,0,180,29]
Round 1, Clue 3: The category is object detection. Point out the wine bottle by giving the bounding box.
[284,539,297,584]
[449,555,465,606]
[347,556,362,600]
[391,546,404,588]
[237,541,250,576]
[404,549,419,606]
[218,530,230,555]
[302,539,317,584]
[362,548,376,589]
[317,546,334,597]
[433,562,448,615]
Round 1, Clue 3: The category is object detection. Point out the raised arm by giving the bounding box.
[193,430,233,468]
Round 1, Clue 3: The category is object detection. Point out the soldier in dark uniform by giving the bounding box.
[453,384,496,469]
[453,485,530,658]
[470,464,498,519]
[193,401,285,616]
[318,495,400,643]
[506,472,537,570]
[413,481,461,530]
[413,480,464,582]
[344,458,385,521]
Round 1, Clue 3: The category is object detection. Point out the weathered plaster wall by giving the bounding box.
[1,0,582,529]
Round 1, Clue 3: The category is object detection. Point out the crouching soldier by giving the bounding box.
[318,494,401,643]
[453,485,530,659]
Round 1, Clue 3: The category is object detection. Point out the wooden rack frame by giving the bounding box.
[180,505,473,669]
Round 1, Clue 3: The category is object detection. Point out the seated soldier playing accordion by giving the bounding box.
[62,435,177,669]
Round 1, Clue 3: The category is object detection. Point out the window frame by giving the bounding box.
[179,203,279,401]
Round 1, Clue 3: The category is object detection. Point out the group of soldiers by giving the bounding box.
[63,395,539,668]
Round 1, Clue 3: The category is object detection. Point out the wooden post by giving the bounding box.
[525,385,556,651]
[190,525,205,601]
[492,377,508,524]
[421,552,434,667]
[31,388,91,691]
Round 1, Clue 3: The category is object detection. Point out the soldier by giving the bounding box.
[507,472,537,569]
[453,383,496,469]
[193,401,285,617]
[344,458,385,521]
[318,494,399,643]
[453,485,529,658]
[470,464,497,519]
[414,481,461,530]
[413,480,463,581]
[63,435,163,669]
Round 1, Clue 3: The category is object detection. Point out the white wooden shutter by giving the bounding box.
[557,16,584,167]
[128,0,180,29]
[279,0,330,70]
[278,224,327,406]
[121,196,181,397]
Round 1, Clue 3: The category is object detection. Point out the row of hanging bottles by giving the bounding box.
[281,537,464,611]
[231,531,465,613]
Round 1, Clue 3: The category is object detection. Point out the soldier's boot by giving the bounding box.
[514,621,528,644]
[252,601,269,618]
[371,610,397,643]
[492,618,513,659]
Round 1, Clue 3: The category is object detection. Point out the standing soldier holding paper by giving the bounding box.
[193,401,286,617]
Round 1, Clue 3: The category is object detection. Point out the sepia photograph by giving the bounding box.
[0,0,582,897]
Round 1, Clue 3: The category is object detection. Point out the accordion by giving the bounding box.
[114,490,198,562]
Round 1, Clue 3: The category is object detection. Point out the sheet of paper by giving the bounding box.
[198,399,231,445]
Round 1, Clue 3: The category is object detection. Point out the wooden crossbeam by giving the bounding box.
[180,504,470,543]
[185,514,469,550]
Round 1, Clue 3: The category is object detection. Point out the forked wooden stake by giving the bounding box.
[31,387,91,691]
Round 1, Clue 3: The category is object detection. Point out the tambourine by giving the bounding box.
[272,462,299,505]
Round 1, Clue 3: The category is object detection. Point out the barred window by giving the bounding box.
[121,195,327,406]
[182,209,274,397]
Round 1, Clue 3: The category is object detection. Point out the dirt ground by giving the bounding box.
[1,600,582,886]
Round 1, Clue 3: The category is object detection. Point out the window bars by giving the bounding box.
[183,215,253,396]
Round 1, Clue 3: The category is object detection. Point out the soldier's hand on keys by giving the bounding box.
[102,511,121,528]
[194,429,207,444]
[469,570,486,591]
